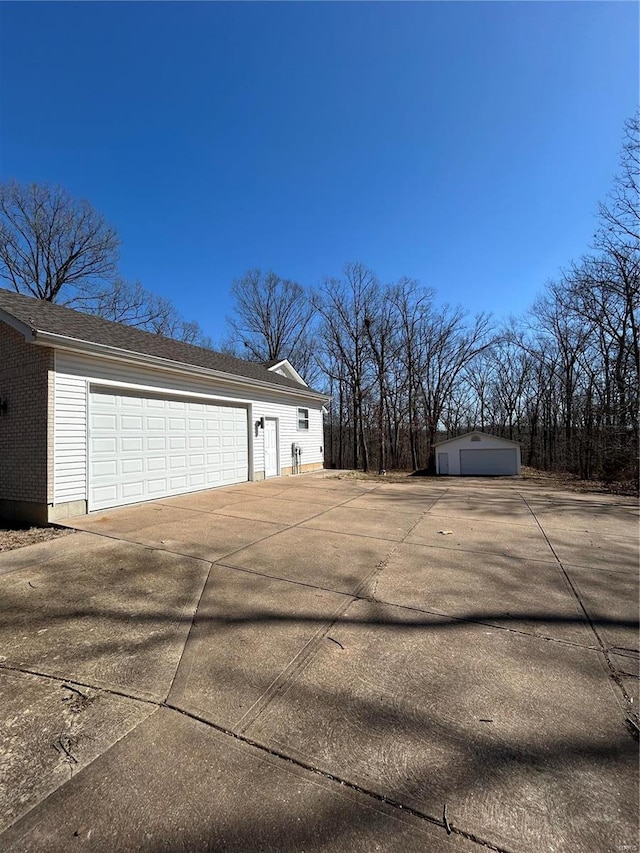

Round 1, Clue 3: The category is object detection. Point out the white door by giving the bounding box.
[438,452,449,475]
[264,418,279,478]
[88,389,248,511]
[459,448,518,476]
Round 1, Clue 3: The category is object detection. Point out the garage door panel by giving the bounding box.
[95,393,118,405]
[93,414,117,430]
[459,448,518,476]
[121,415,143,430]
[92,437,117,454]
[93,460,118,477]
[94,485,118,504]
[88,390,248,511]
[123,482,146,499]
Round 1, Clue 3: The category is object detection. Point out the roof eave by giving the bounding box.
[0,307,37,340]
[32,331,331,403]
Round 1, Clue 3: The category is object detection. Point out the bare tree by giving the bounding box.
[0,182,212,347]
[91,278,212,346]
[597,115,639,246]
[0,181,119,303]
[91,279,167,326]
[316,272,494,473]
[419,307,495,470]
[313,264,378,471]
[390,279,434,470]
[227,270,317,382]
[364,284,399,473]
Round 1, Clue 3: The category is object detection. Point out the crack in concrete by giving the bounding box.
[363,486,450,602]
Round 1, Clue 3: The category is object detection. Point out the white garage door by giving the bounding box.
[459,448,518,476]
[88,389,248,511]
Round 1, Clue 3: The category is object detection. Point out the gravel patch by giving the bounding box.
[0,524,74,553]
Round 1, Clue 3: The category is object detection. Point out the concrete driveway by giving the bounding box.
[0,472,637,853]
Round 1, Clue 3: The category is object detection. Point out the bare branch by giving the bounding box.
[0,181,119,302]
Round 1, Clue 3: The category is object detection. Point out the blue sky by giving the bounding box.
[0,1,637,342]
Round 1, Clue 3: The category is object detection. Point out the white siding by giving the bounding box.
[53,351,324,505]
[252,400,324,476]
[53,373,87,502]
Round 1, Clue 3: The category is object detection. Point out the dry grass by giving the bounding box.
[520,466,638,497]
[327,467,638,497]
[326,470,416,484]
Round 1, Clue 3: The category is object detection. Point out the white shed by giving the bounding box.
[435,431,521,476]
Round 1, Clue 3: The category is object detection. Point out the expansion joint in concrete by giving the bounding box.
[516,491,638,726]
[0,661,516,853]
[162,699,519,853]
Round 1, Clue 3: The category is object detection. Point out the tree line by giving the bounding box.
[224,117,639,483]
[1,117,637,483]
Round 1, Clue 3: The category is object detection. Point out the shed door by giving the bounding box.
[459,448,518,476]
[88,389,248,511]
[438,452,449,475]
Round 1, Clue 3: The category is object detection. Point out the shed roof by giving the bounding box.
[434,431,521,448]
[0,289,324,398]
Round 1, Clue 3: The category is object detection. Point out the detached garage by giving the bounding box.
[0,289,329,523]
[435,431,521,477]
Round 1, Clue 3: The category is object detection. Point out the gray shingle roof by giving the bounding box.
[0,289,320,395]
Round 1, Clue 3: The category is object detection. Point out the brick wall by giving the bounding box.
[0,322,53,505]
